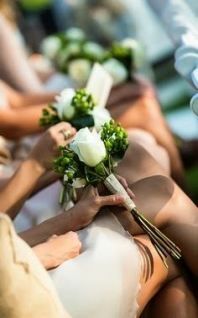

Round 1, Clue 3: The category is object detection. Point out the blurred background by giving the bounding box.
[1,0,198,198]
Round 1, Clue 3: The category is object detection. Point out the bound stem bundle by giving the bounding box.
[104,173,181,267]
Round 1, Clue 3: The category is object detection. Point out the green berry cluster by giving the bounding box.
[110,43,131,59]
[71,89,96,116]
[39,105,60,127]
[53,147,82,183]
[101,120,128,159]
[109,43,133,74]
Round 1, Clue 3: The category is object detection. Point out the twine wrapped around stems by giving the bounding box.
[104,174,182,267]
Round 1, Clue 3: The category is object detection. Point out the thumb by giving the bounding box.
[99,194,125,207]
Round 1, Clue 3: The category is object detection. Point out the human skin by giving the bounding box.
[0,134,197,315]
[17,179,183,317]
[115,141,198,317]
[0,80,56,139]
[107,80,185,187]
[0,80,56,109]
[115,141,198,277]
[0,122,76,218]
[0,14,44,93]
[33,232,82,270]
[15,139,197,277]
[142,276,198,318]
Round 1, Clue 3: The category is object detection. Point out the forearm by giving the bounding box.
[0,106,44,139]
[14,92,56,108]
[31,171,59,196]
[0,15,43,93]
[19,206,87,247]
[0,159,44,219]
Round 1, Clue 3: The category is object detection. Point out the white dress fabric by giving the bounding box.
[50,212,141,318]
[14,181,62,232]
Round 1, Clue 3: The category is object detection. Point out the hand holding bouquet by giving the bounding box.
[40,87,111,130]
[54,120,182,267]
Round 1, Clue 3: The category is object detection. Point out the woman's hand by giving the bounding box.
[74,185,125,227]
[33,231,81,270]
[29,122,76,172]
[115,175,135,199]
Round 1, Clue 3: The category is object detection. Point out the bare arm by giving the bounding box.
[0,106,44,139]
[20,205,86,247]
[0,15,43,93]
[0,123,76,218]
[0,158,44,219]
[19,185,125,247]
[0,80,55,109]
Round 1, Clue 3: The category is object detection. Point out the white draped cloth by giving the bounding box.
[50,212,141,318]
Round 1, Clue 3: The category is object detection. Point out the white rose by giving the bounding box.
[54,88,75,120]
[121,38,144,68]
[41,36,61,60]
[70,128,106,167]
[68,59,92,85]
[102,58,128,85]
[92,108,111,131]
[65,28,86,42]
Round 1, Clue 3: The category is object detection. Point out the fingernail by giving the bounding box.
[116,195,125,201]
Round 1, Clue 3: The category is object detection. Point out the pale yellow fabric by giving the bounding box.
[0,213,70,318]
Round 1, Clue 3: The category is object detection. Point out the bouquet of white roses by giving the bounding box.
[41,27,144,86]
[41,27,107,85]
[54,120,182,267]
[40,87,111,131]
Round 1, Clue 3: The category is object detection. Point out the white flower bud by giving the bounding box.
[54,88,75,120]
[70,128,106,167]
[68,59,92,86]
[92,108,111,131]
[102,58,128,85]
[41,36,61,60]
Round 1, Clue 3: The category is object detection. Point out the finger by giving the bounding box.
[53,122,72,131]
[115,175,135,198]
[62,133,76,145]
[57,130,76,148]
[116,175,128,188]
[126,188,135,199]
[99,194,125,207]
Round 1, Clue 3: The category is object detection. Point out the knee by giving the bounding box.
[127,134,171,175]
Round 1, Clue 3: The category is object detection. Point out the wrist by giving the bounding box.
[68,205,91,230]
[33,243,53,270]
[22,157,46,177]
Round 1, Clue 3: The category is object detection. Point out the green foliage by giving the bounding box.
[39,104,60,127]
[108,43,133,76]
[53,121,129,205]
[100,120,129,160]
[54,147,83,182]
[71,89,96,116]
[40,89,96,129]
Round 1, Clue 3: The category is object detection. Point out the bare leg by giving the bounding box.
[127,129,170,175]
[115,143,198,275]
[112,142,198,315]
[144,276,198,318]
[108,81,185,187]
[116,141,167,184]
[134,234,181,317]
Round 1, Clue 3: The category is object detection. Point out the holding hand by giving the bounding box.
[33,231,81,270]
[74,185,125,227]
[29,122,76,172]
